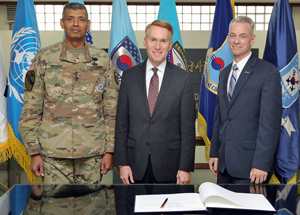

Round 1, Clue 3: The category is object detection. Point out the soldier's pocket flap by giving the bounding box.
[43,161,51,175]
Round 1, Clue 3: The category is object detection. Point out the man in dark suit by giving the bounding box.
[208,16,282,184]
[114,20,195,184]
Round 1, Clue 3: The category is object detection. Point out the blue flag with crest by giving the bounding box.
[64,0,93,44]
[108,0,142,83]
[263,0,300,184]
[198,0,234,160]
[7,0,41,183]
[157,0,187,70]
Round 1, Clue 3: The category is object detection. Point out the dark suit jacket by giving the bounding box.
[210,54,282,179]
[114,60,196,182]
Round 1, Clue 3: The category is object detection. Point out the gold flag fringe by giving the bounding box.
[8,124,39,184]
[230,0,236,18]
[197,112,211,161]
[269,173,297,184]
[0,138,12,164]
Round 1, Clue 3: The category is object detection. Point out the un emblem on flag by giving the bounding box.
[9,27,41,103]
[110,36,141,83]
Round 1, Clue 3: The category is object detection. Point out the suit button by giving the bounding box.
[149,122,153,125]
[227,118,231,122]
[146,142,149,146]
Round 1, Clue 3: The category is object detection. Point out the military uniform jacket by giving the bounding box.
[19,40,119,159]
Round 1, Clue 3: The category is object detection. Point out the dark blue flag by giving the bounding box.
[198,0,234,159]
[263,0,300,184]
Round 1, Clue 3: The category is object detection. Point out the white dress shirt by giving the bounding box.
[227,52,252,93]
[146,59,166,98]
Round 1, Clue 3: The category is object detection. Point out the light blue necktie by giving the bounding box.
[228,64,238,102]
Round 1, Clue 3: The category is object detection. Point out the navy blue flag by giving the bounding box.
[274,185,297,214]
[263,0,300,184]
[108,0,142,83]
[198,0,234,160]
[7,0,41,183]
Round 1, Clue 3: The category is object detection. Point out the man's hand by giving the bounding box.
[31,154,44,177]
[249,168,268,184]
[120,166,134,184]
[101,153,113,174]
[208,157,218,176]
[176,170,190,184]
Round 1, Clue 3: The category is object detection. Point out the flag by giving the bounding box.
[0,36,11,164]
[7,0,41,183]
[263,0,300,184]
[10,185,32,215]
[274,185,298,214]
[198,0,235,160]
[157,0,187,70]
[108,0,142,83]
[63,0,93,44]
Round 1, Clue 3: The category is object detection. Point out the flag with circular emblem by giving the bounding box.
[108,0,142,84]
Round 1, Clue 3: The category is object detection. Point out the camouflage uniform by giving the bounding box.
[19,40,119,183]
[23,185,116,215]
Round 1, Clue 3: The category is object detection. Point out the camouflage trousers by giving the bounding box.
[42,155,103,184]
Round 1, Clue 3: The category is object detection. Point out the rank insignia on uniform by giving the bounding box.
[114,71,119,85]
[25,69,35,91]
[99,83,103,90]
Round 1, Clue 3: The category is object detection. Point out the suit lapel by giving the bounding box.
[152,61,174,117]
[137,61,151,118]
[228,54,256,109]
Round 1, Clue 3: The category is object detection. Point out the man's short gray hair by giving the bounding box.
[229,16,255,35]
[62,3,88,20]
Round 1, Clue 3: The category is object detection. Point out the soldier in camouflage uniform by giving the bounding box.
[18,3,119,184]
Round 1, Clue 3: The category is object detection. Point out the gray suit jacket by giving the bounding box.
[114,60,196,182]
[210,54,282,179]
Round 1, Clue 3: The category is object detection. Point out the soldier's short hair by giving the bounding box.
[62,3,89,21]
[229,16,255,35]
[145,20,173,40]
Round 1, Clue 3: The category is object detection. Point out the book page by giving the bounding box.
[199,182,275,212]
[134,193,206,213]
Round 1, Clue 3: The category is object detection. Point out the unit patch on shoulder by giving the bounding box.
[25,64,35,91]
[114,71,119,85]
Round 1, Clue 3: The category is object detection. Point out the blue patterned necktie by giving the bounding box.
[148,67,159,116]
[228,64,238,102]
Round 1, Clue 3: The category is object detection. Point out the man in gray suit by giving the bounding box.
[114,20,195,184]
[209,16,282,184]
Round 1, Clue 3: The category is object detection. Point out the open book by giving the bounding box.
[134,182,275,213]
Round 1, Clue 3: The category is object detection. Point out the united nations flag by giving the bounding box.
[7,0,41,183]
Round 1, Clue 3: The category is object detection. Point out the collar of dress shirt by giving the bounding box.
[232,51,252,74]
[146,59,167,76]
